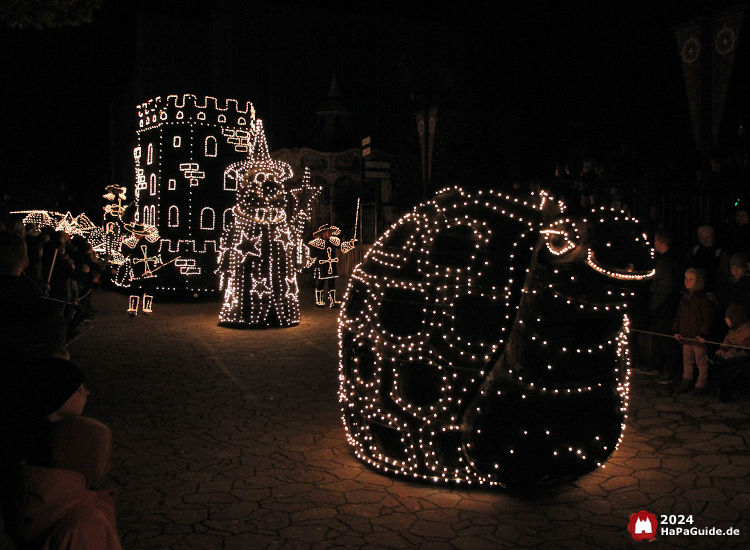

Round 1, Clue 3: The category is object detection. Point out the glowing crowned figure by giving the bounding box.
[217,119,317,327]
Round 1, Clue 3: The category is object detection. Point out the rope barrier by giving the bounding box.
[41,288,92,306]
[630,328,750,351]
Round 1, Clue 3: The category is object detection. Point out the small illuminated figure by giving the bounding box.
[306,224,356,307]
[116,222,161,316]
[99,184,129,265]
[217,120,317,327]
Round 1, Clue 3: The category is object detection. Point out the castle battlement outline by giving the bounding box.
[137,94,256,131]
[132,94,262,293]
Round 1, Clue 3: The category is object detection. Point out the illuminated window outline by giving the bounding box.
[168,206,179,227]
[224,169,238,191]
[223,208,234,229]
[147,143,153,165]
[238,117,246,126]
[173,136,181,147]
[168,178,176,190]
[149,173,157,195]
[197,111,206,120]
[200,207,216,230]
[142,205,156,225]
[218,114,227,123]
[205,136,217,157]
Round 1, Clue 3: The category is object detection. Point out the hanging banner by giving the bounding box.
[427,106,438,188]
[712,6,745,143]
[416,110,427,189]
[674,21,704,149]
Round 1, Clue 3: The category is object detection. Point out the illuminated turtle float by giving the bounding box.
[338,186,654,487]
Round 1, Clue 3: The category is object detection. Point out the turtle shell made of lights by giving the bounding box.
[338,187,654,488]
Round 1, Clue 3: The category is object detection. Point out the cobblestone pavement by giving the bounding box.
[4,280,750,549]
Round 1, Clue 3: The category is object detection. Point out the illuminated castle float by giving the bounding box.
[339,187,654,488]
[133,94,258,293]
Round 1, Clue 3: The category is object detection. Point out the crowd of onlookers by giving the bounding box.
[0,222,120,549]
[634,222,750,401]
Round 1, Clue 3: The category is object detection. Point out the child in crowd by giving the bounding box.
[0,357,121,549]
[718,252,750,314]
[714,304,750,402]
[673,268,713,395]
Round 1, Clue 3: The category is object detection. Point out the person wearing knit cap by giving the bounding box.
[2,357,89,421]
[714,304,750,402]
[0,357,90,545]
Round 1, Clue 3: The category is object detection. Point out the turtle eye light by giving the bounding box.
[542,220,578,255]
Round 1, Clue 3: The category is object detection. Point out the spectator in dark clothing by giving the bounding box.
[0,357,121,549]
[713,305,750,402]
[0,231,66,363]
[646,230,683,383]
[726,205,750,258]
[23,223,45,288]
[686,225,729,299]
[41,231,80,340]
[717,252,750,315]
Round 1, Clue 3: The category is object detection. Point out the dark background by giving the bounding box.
[0,0,747,216]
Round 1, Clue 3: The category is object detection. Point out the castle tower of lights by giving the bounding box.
[133,94,256,293]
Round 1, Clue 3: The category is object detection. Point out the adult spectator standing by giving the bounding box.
[726,203,750,258]
[647,230,683,384]
[687,225,729,299]
[687,225,729,341]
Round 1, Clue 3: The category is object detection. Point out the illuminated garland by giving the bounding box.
[338,187,654,487]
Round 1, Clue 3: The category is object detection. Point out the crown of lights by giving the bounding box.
[338,187,654,487]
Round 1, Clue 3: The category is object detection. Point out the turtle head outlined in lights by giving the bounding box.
[338,187,653,488]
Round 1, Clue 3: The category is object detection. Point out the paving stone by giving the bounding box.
[1,287,744,550]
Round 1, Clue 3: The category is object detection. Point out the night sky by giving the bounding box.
[0,0,746,217]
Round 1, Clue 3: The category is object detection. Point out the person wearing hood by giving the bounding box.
[15,416,121,550]
[714,304,750,402]
[673,268,713,395]
[0,357,120,549]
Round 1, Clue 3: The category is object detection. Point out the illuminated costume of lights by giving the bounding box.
[98,185,129,266]
[116,223,162,316]
[217,120,317,327]
[338,187,654,488]
[306,224,356,307]
[14,210,101,245]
